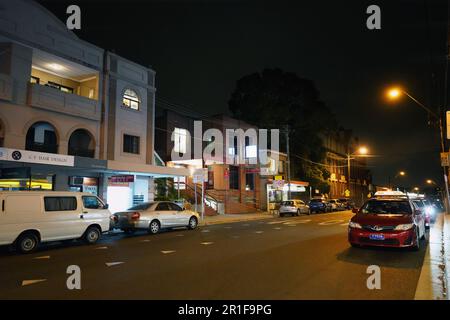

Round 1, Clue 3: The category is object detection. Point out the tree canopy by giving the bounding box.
[228,68,338,193]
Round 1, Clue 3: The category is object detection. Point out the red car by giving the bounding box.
[348,196,427,250]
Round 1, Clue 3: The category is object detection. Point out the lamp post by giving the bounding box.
[386,87,450,213]
[347,146,368,204]
[388,171,406,190]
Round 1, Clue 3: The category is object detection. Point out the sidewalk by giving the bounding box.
[199,212,273,226]
[415,212,449,300]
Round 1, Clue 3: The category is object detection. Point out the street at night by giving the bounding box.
[0,210,438,300]
[1,0,450,311]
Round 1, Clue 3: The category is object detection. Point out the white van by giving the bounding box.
[0,191,112,253]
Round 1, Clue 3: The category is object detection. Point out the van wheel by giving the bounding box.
[412,229,420,251]
[188,216,198,230]
[149,220,160,234]
[83,226,101,244]
[16,233,39,254]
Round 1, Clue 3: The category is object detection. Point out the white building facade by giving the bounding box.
[0,0,188,213]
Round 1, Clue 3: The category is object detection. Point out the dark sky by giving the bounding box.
[38,0,449,188]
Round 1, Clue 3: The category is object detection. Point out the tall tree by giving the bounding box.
[228,68,337,193]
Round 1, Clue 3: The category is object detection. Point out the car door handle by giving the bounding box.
[80,214,84,219]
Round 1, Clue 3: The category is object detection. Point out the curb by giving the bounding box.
[199,215,273,226]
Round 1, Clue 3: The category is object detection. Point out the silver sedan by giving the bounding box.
[112,201,200,234]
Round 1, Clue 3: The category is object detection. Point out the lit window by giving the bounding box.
[122,89,140,110]
[173,128,188,154]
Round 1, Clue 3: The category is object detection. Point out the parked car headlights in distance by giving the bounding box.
[394,223,414,231]
[348,221,362,229]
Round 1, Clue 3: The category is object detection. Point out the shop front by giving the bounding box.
[266,178,310,212]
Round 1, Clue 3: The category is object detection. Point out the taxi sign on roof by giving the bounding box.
[374,190,406,197]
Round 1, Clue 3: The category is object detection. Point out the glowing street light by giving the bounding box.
[399,171,406,176]
[358,146,368,155]
[387,87,402,100]
[414,187,419,191]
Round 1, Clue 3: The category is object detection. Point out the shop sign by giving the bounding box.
[110,175,134,183]
[0,148,74,167]
[272,179,284,189]
[245,168,260,173]
[441,152,449,167]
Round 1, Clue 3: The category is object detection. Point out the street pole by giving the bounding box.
[285,125,292,200]
[347,154,351,200]
[194,181,197,213]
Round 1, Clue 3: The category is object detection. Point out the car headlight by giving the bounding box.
[394,223,414,231]
[349,221,362,229]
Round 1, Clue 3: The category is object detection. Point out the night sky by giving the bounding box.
[38,0,449,188]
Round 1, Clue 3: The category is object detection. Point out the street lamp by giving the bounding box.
[385,86,450,213]
[388,171,406,190]
[347,146,369,203]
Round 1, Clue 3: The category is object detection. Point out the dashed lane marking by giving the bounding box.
[201,230,210,233]
[340,222,349,226]
[273,227,282,230]
[33,256,50,260]
[318,220,345,226]
[21,279,47,286]
[140,239,151,242]
[254,231,264,234]
[161,250,176,254]
[224,226,232,229]
[267,220,289,225]
[105,262,124,267]
[95,246,108,250]
[200,242,214,245]
[176,234,185,237]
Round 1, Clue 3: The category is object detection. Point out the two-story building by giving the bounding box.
[0,0,188,213]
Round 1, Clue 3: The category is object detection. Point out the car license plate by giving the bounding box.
[369,234,385,241]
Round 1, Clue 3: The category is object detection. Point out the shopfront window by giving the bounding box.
[245,173,255,191]
[229,166,239,190]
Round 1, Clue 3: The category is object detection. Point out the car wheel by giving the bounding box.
[188,216,198,230]
[421,222,426,240]
[149,220,160,234]
[279,212,285,217]
[83,226,101,244]
[350,243,360,248]
[16,232,39,254]
[307,209,311,215]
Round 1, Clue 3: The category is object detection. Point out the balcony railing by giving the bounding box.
[28,83,101,121]
[68,147,95,158]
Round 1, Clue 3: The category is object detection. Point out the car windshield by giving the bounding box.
[281,201,294,206]
[360,200,412,215]
[128,202,154,211]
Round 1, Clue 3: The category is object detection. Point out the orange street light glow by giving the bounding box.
[399,171,405,176]
[387,88,402,100]
[358,146,368,155]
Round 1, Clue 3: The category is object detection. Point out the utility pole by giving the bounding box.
[347,153,351,200]
[285,125,292,200]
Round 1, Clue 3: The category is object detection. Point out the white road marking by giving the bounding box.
[287,224,297,227]
[21,279,47,286]
[140,239,151,242]
[201,230,210,233]
[242,224,250,226]
[340,222,349,226]
[295,219,311,224]
[267,220,289,225]
[161,250,176,254]
[33,256,50,260]
[105,262,124,267]
[273,227,282,230]
[224,226,232,229]
[176,234,185,237]
[95,246,108,250]
[254,231,264,234]
[318,219,344,226]
[200,242,214,245]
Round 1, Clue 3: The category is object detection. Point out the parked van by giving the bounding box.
[0,192,112,253]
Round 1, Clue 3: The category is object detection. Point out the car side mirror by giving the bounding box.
[103,204,109,209]
[352,208,359,214]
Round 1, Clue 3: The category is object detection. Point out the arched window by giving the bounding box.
[122,89,140,110]
[68,129,95,158]
[25,122,58,154]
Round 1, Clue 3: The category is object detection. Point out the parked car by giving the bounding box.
[112,201,200,234]
[339,198,355,210]
[0,192,111,254]
[279,200,310,216]
[348,192,426,250]
[329,199,345,211]
[308,198,330,213]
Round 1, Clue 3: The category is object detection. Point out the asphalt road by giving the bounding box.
[0,210,428,299]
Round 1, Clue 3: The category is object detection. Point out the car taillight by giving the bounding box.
[131,212,140,220]
[111,215,118,222]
